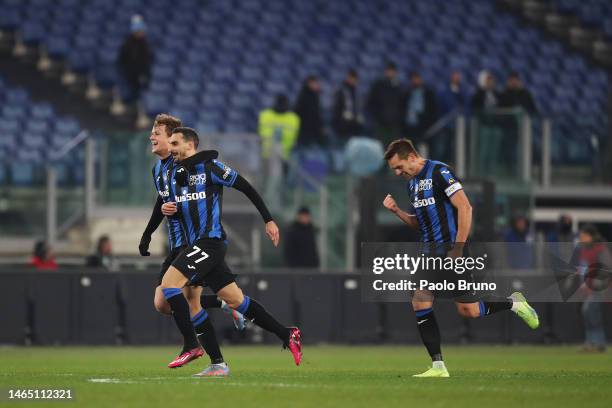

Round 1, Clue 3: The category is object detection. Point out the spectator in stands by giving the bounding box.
[470,70,500,111]
[294,75,325,147]
[366,61,403,146]
[283,207,319,268]
[471,70,504,174]
[30,240,57,271]
[574,225,609,352]
[258,94,300,161]
[500,72,537,114]
[504,214,534,269]
[86,235,120,271]
[332,69,364,144]
[547,214,575,243]
[438,70,470,116]
[401,71,437,141]
[117,15,153,102]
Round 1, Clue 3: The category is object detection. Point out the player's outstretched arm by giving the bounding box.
[139,196,165,256]
[383,194,419,229]
[232,174,279,246]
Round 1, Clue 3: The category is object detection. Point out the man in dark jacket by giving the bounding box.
[118,15,154,102]
[401,71,437,141]
[437,70,470,116]
[332,69,364,144]
[366,61,403,146]
[500,71,538,114]
[294,75,325,147]
[283,207,319,268]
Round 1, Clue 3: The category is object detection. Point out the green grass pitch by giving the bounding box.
[1,345,611,407]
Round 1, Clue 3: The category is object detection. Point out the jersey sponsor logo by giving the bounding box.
[222,166,232,180]
[413,197,436,208]
[417,179,432,192]
[175,191,206,202]
[189,173,207,186]
[444,182,463,197]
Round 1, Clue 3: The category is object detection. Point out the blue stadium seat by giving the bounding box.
[144,92,168,116]
[30,103,54,120]
[54,117,80,136]
[46,35,70,59]
[2,105,27,120]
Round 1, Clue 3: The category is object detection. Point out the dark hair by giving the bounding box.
[273,94,289,112]
[580,224,602,242]
[33,240,47,259]
[384,138,419,161]
[97,235,110,253]
[297,206,311,215]
[347,69,358,78]
[172,126,200,149]
[409,71,421,79]
[385,61,397,71]
[154,113,182,137]
[508,71,520,80]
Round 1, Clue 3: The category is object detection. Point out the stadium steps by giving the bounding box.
[0,38,134,132]
[498,0,612,68]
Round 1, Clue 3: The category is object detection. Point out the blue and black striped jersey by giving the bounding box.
[406,160,463,243]
[152,156,186,250]
[169,156,238,245]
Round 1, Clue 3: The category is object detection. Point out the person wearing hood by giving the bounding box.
[258,94,300,161]
[332,69,364,144]
[118,14,154,102]
[470,70,500,111]
[283,207,319,268]
[366,61,403,146]
[294,75,325,147]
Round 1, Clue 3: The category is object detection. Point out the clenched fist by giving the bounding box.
[161,202,177,216]
[383,194,399,214]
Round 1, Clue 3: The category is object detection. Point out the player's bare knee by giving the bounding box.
[154,297,171,314]
[458,305,480,318]
[412,300,433,311]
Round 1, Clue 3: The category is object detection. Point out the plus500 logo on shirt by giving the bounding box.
[175,191,206,202]
[413,197,436,208]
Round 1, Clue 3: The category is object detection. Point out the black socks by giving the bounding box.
[236,296,290,344]
[200,295,222,309]
[479,297,513,316]
[163,288,199,351]
[415,308,442,361]
[191,310,223,364]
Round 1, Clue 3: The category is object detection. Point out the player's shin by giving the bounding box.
[478,297,513,317]
[235,296,290,344]
[200,295,222,309]
[162,288,200,350]
[191,309,224,364]
[415,308,443,363]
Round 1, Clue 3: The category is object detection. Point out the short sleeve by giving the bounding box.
[210,160,238,187]
[434,165,463,198]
